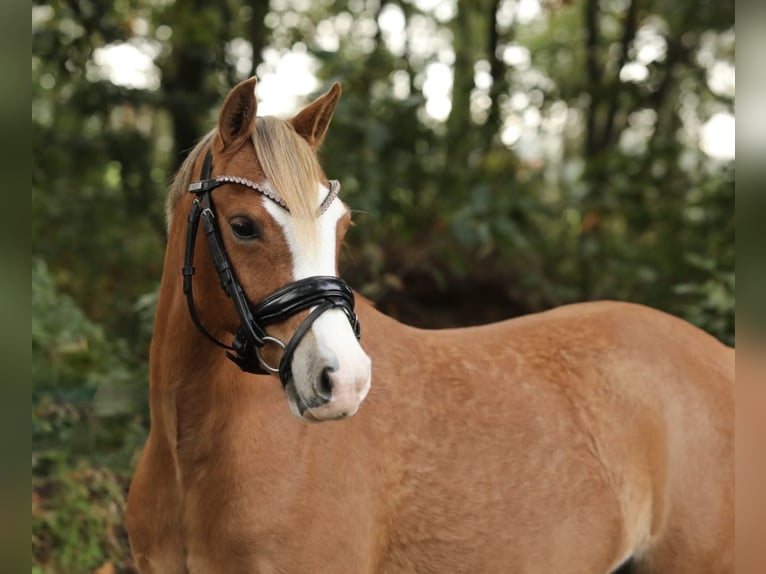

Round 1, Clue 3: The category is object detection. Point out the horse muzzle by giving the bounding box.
[286,310,372,422]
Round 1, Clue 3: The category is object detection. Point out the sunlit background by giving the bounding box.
[34,0,734,159]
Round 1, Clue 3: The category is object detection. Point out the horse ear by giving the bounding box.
[290,82,342,149]
[216,77,258,151]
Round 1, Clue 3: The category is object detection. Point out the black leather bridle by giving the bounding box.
[182,149,361,386]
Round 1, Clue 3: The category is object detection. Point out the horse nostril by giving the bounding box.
[316,367,334,401]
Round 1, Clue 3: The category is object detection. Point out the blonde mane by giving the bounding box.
[165,130,215,228]
[165,117,324,230]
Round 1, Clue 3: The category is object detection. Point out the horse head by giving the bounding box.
[175,78,371,422]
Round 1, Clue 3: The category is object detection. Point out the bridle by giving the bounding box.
[182,148,361,386]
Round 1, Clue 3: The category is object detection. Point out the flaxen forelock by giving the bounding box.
[165,117,324,231]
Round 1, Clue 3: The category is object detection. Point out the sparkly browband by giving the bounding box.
[212,175,341,216]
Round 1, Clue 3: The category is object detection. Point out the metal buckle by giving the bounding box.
[255,336,287,373]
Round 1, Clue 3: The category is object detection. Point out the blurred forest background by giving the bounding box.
[32,0,734,571]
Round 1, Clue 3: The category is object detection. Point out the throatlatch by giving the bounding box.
[182,149,360,385]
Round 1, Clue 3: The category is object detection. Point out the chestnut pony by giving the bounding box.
[126,78,734,573]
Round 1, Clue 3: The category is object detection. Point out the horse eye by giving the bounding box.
[230,217,260,240]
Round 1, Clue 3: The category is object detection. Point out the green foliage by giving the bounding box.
[33,259,146,572]
[33,455,132,573]
[32,258,148,422]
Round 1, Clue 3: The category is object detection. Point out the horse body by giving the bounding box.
[126,79,733,573]
[130,298,733,573]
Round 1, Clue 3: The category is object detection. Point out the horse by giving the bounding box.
[126,77,734,573]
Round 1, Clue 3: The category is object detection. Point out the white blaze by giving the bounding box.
[263,184,371,407]
[263,183,344,278]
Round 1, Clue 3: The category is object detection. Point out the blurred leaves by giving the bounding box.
[33,259,147,573]
[32,459,132,574]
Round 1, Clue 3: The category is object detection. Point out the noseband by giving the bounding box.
[182,149,361,385]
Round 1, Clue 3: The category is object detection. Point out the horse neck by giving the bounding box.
[352,297,424,373]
